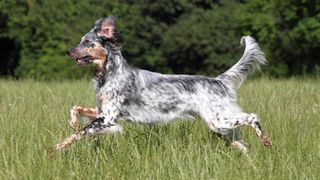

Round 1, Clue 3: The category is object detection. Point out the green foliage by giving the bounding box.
[162,2,242,75]
[0,0,115,79]
[237,0,320,76]
[0,0,319,79]
[116,0,190,71]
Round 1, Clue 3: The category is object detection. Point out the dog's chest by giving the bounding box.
[93,79,112,110]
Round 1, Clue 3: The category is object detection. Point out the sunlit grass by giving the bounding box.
[0,78,319,179]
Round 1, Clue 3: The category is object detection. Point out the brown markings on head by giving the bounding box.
[88,42,108,72]
[67,16,118,75]
[67,39,108,72]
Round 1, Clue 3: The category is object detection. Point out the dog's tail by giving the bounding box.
[217,36,267,91]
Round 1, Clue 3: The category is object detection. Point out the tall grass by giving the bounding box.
[0,78,319,179]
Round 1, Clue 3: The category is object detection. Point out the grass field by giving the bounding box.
[0,78,319,179]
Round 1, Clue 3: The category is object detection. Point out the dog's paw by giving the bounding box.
[232,140,250,153]
[260,135,272,148]
[69,105,81,130]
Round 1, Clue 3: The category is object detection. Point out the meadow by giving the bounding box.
[0,78,319,179]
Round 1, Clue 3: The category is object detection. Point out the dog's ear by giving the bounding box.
[97,16,117,42]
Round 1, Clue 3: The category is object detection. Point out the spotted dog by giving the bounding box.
[52,16,271,152]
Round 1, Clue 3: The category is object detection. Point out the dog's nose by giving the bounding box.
[66,50,70,56]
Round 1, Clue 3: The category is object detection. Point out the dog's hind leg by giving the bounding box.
[210,113,272,147]
[70,106,98,130]
[207,120,249,152]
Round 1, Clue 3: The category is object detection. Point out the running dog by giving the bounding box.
[51,16,271,153]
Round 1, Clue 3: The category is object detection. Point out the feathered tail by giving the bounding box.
[217,36,267,91]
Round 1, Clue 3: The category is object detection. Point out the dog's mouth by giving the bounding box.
[75,56,93,65]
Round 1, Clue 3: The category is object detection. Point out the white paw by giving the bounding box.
[232,140,249,153]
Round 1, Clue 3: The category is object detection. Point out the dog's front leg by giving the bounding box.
[50,116,123,152]
[50,119,123,152]
[82,95,127,136]
[97,94,125,126]
[50,96,125,152]
[50,130,86,151]
[70,106,98,130]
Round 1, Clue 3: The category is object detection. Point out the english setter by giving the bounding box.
[51,16,271,153]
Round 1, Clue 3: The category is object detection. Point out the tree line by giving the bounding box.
[0,0,319,80]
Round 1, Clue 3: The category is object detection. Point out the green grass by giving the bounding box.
[0,78,319,179]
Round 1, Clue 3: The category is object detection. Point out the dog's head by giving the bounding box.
[66,16,118,68]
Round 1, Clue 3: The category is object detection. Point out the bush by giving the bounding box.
[0,0,319,79]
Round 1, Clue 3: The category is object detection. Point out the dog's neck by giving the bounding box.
[94,62,107,87]
[94,49,128,88]
[93,42,118,87]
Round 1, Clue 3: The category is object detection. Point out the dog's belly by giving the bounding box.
[120,104,195,123]
[120,91,198,123]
